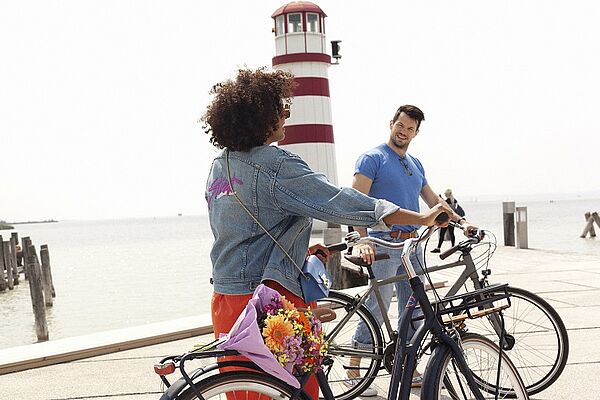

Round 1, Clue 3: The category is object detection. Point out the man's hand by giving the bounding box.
[355,243,376,265]
[421,201,454,227]
[460,222,480,238]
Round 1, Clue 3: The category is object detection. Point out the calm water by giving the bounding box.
[1,198,599,349]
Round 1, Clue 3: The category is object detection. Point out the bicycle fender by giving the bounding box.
[421,339,487,400]
[158,375,190,400]
[157,360,268,399]
[421,342,459,400]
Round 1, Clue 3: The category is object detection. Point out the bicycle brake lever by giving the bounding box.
[344,231,361,245]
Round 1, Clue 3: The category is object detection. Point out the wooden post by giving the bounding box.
[592,212,600,231]
[327,227,367,289]
[581,212,595,238]
[9,236,19,285]
[3,241,14,290]
[586,212,596,237]
[40,244,56,303]
[22,237,31,280]
[502,202,515,246]
[0,237,6,291]
[26,246,49,341]
[323,227,343,290]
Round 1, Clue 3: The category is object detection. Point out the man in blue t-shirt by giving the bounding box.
[346,105,468,394]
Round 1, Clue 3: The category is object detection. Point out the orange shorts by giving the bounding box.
[212,281,319,400]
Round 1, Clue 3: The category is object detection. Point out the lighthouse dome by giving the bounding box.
[271,1,327,18]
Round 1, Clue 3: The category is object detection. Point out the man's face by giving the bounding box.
[389,112,419,150]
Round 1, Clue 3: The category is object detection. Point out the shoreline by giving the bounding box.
[8,220,58,225]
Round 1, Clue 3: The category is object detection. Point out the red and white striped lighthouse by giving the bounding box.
[271,1,338,186]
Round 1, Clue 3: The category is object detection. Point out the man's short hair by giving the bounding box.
[392,105,425,130]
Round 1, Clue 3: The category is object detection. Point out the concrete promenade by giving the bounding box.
[1,244,599,399]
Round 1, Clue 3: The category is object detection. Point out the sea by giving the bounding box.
[1,198,599,350]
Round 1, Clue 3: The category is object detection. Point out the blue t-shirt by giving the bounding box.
[355,143,427,233]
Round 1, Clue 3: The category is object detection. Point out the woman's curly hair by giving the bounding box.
[202,68,296,152]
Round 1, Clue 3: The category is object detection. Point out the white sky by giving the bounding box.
[1,1,599,221]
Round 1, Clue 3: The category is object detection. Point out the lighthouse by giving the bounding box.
[271,1,339,186]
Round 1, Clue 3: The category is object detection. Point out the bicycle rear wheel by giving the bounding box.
[421,333,529,400]
[315,291,384,400]
[176,371,309,400]
[465,285,568,395]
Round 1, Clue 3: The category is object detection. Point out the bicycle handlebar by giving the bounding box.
[326,242,348,252]
[344,253,391,267]
[438,223,486,260]
[313,241,351,258]
[345,225,437,249]
[343,222,486,262]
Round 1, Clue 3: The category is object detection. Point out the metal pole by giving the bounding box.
[502,202,515,246]
[516,206,529,249]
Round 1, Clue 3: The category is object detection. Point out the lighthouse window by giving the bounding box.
[275,15,285,35]
[307,13,319,32]
[288,13,302,33]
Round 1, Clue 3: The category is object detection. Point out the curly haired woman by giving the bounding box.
[203,68,450,399]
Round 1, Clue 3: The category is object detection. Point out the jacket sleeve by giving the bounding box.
[272,155,398,228]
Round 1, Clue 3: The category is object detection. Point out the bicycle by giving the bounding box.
[317,223,568,399]
[154,225,529,400]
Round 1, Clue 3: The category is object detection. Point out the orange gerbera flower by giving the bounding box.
[282,297,296,311]
[298,311,312,334]
[262,314,295,352]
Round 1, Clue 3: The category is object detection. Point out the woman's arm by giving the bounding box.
[273,156,451,228]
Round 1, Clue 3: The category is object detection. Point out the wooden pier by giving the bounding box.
[1,233,56,342]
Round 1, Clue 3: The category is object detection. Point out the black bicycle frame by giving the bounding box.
[387,276,486,400]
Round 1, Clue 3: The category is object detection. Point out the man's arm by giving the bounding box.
[352,173,374,238]
[420,184,442,209]
[421,184,468,225]
[351,173,377,263]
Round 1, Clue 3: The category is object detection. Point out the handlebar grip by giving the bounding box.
[314,242,348,258]
[439,244,461,260]
[344,253,391,267]
[435,212,449,224]
[327,242,348,252]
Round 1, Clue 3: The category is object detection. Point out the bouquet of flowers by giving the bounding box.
[217,284,328,388]
[260,288,328,374]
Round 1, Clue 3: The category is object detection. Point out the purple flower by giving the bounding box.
[261,293,284,315]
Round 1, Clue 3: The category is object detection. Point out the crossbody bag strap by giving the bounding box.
[225,150,308,279]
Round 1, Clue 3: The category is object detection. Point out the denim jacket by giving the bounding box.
[206,145,398,298]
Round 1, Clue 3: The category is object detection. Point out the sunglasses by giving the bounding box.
[399,157,413,176]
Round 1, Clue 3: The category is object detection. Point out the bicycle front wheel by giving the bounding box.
[466,285,568,395]
[176,371,309,400]
[316,290,384,400]
[421,333,529,400]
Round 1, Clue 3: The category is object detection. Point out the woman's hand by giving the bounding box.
[355,243,376,264]
[307,244,331,263]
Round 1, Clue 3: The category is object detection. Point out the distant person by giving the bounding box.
[16,244,23,267]
[349,105,474,392]
[431,188,466,253]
